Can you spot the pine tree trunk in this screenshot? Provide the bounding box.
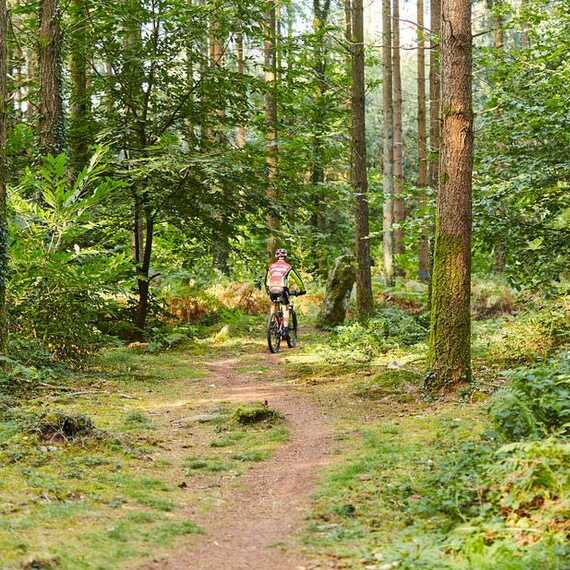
[209,16,230,275]
[236,32,246,148]
[265,0,279,258]
[38,0,64,155]
[70,0,91,173]
[429,0,441,192]
[427,0,473,390]
[0,0,8,353]
[311,0,331,277]
[392,0,405,258]
[417,0,429,281]
[351,0,373,317]
[382,0,394,286]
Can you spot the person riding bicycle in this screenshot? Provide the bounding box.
[265,249,306,339]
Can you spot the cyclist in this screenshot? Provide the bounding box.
[265,249,306,339]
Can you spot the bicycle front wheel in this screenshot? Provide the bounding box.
[267,314,282,353]
[287,310,298,348]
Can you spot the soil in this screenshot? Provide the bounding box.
[140,351,334,570]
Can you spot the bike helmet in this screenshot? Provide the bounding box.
[275,248,288,259]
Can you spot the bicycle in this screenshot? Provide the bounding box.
[267,291,303,354]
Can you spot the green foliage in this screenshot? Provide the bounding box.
[487,297,570,364]
[329,306,427,362]
[490,354,570,441]
[8,151,130,363]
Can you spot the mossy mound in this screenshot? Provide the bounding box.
[353,369,421,400]
[29,410,98,442]
[232,402,283,426]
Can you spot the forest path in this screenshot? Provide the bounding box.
[141,344,334,570]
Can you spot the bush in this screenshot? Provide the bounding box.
[329,306,427,362]
[490,354,570,441]
[472,278,516,319]
[488,297,569,364]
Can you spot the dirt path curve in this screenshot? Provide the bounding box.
[143,351,333,570]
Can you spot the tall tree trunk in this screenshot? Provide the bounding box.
[185,0,196,149]
[427,0,473,390]
[392,0,405,258]
[492,1,506,273]
[134,208,154,331]
[351,0,373,317]
[209,13,230,275]
[382,0,394,286]
[428,0,441,192]
[265,0,279,258]
[0,0,8,353]
[25,47,35,124]
[311,0,331,276]
[38,0,64,155]
[69,0,91,173]
[427,0,441,306]
[236,32,246,148]
[417,0,429,281]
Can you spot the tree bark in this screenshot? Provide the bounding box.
[0,0,8,353]
[351,0,373,317]
[265,0,279,258]
[311,0,331,276]
[69,0,91,173]
[429,0,441,192]
[427,0,473,390]
[236,32,246,148]
[38,0,64,155]
[417,0,429,281]
[382,0,394,286]
[392,0,405,258]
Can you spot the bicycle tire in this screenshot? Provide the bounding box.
[287,310,298,348]
[267,313,281,353]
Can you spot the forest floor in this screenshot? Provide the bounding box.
[1,292,567,569]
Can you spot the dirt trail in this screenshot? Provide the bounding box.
[142,352,333,570]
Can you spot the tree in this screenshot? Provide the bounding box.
[382,0,394,286]
[69,0,91,173]
[392,0,404,257]
[427,0,474,389]
[0,0,8,353]
[350,0,373,316]
[429,0,441,193]
[38,0,64,155]
[417,0,429,281]
[265,0,278,257]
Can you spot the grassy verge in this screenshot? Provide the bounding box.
[0,320,287,569]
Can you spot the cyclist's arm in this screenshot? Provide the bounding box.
[288,269,306,295]
[263,269,270,292]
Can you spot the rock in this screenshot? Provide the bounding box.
[317,254,356,329]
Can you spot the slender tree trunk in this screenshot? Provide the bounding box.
[520,0,529,48]
[429,0,441,192]
[351,0,373,317]
[492,2,506,273]
[70,0,91,173]
[0,0,8,353]
[427,0,473,390]
[134,209,154,331]
[185,0,196,149]
[265,0,279,258]
[417,0,429,281]
[209,15,230,275]
[311,0,331,276]
[25,47,35,124]
[382,0,394,286]
[38,0,64,155]
[392,0,405,258]
[236,32,246,147]
[426,0,441,306]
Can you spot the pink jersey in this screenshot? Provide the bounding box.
[266,260,292,293]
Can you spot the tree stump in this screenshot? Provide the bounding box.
[317,254,356,328]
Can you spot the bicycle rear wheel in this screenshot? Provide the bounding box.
[287,310,298,348]
[267,313,282,353]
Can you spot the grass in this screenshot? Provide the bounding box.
[0,328,288,569]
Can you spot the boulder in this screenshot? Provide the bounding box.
[317,254,356,328]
